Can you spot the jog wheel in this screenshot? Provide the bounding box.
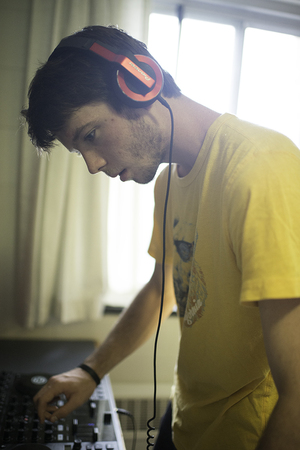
[15,374,49,396]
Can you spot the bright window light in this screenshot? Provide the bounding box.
[176,19,236,113]
[238,28,300,147]
[107,178,156,304]
[148,13,180,78]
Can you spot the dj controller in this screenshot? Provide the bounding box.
[0,370,125,450]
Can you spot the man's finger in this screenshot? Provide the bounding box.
[48,395,86,422]
[34,386,63,423]
[34,387,55,406]
[45,405,58,413]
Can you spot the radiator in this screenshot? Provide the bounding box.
[115,397,169,450]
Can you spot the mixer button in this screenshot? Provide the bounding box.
[89,401,97,418]
[72,418,78,435]
[103,413,112,425]
[93,426,99,441]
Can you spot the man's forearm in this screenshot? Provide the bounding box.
[83,263,175,379]
[34,263,175,423]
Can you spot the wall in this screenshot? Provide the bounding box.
[0,0,179,399]
[0,313,180,398]
[0,0,31,323]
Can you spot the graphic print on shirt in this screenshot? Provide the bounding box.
[173,218,207,327]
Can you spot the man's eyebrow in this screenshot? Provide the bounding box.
[72,121,95,144]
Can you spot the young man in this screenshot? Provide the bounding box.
[22,25,300,450]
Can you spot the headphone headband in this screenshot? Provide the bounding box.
[49,35,164,107]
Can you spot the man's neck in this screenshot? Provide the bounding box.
[161,95,221,177]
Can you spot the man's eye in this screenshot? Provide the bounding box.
[84,130,95,142]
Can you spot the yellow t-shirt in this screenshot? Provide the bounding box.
[148,113,300,450]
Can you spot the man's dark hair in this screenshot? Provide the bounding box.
[21,25,181,152]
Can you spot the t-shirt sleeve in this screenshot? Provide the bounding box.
[226,142,300,305]
[148,168,174,265]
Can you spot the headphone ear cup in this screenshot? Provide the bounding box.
[113,55,164,107]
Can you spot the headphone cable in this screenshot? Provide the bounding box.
[146,96,174,449]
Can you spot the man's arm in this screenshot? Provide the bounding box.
[257,298,300,449]
[34,262,176,423]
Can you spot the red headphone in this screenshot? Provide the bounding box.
[48,36,164,108]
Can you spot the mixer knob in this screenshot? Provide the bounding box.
[17,429,25,441]
[18,420,26,429]
[73,438,82,449]
[22,405,30,414]
[44,429,53,441]
[5,419,12,429]
[33,418,40,427]
[57,399,65,408]
[3,429,11,442]
[32,427,39,441]
[45,421,52,430]
[10,396,17,406]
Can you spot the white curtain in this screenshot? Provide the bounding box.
[0,0,150,328]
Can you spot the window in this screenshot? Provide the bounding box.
[238,27,300,143]
[106,178,156,306]
[106,1,300,307]
[148,3,300,146]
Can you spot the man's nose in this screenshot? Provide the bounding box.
[83,153,106,175]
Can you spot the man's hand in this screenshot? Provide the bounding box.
[33,367,97,423]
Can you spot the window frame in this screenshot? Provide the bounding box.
[150,0,300,115]
[151,0,300,33]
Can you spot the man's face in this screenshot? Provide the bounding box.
[57,101,167,184]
